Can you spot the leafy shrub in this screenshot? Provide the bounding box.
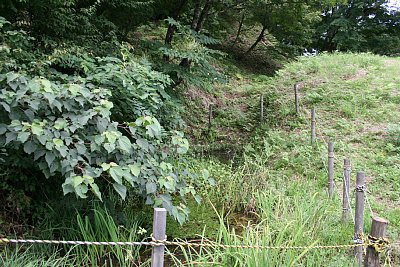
[0,17,210,223]
[141,18,226,90]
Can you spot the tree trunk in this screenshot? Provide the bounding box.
[191,1,202,30]
[243,26,267,56]
[178,0,214,69]
[195,0,214,32]
[231,13,245,47]
[172,0,214,88]
[163,0,189,61]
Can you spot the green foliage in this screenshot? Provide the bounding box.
[388,124,400,149]
[314,0,400,55]
[142,18,226,90]
[0,17,213,223]
[0,247,77,267]
[71,204,142,265]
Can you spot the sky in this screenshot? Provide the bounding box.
[387,0,400,9]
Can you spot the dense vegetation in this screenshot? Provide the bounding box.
[0,0,399,266]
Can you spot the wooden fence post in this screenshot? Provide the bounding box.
[151,208,167,267]
[328,142,334,198]
[311,108,316,144]
[364,217,389,267]
[260,94,264,124]
[354,172,366,265]
[342,158,351,222]
[208,103,213,131]
[294,83,299,114]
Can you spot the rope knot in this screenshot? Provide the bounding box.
[366,235,390,253]
[151,234,167,244]
[355,184,367,192]
[353,233,364,244]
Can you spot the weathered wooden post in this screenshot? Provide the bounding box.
[294,83,299,114]
[260,94,264,124]
[354,172,366,265]
[151,208,167,267]
[342,158,351,222]
[364,217,389,267]
[311,108,316,144]
[208,103,213,131]
[328,142,334,198]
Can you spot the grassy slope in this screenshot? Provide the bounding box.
[261,53,400,230]
[1,53,398,266]
[178,53,400,266]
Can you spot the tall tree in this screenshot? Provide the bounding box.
[314,0,400,55]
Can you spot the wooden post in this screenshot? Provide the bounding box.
[328,142,334,198]
[364,217,389,267]
[311,108,316,144]
[354,172,366,265]
[208,103,213,131]
[151,208,167,267]
[260,94,264,124]
[294,83,299,114]
[342,158,351,222]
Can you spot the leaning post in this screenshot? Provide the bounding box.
[151,208,167,267]
[311,108,316,145]
[260,94,264,124]
[364,217,389,267]
[342,158,351,222]
[328,142,334,198]
[354,172,366,265]
[294,83,299,114]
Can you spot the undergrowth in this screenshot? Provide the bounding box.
[1,53,399,266]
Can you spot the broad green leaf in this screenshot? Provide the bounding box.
[90,183,102,201]
[68,84,81,96]
[101,163,110,171]
[73,176,84,187]
[109,166,123,184]
[0,102,10,112]
[0,123,7,135]
[17,131,30,143]
[45,151,56,167]
[23,141,37,154]
[129,163,141,176]
[54,118,68,130]
[31,123,44,135]
[104,143,115,153]
[6,72,19,83]
[40,79,52,92]
[118,136,131,153]
[53,138,63,147]
[75,184,88,198]
[136,138,149,151]
[113,183,127,200]
[5,132,16,145]
[146,182,157,194]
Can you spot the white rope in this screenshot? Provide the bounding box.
[343,172,355,224]
[364,190,374,217]
[0,238,162,246]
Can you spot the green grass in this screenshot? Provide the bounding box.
[2,52,399,266]
[0,247,77,267]
[180,52,400,265]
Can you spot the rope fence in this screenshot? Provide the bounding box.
[0,95,397,266]
[0,233,394,250]
[0,219,398,267]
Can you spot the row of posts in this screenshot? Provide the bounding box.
[327,142,389,266]
[197,86,387,267]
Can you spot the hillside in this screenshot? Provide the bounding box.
[1,52,399,266]
[172,53,400,266]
